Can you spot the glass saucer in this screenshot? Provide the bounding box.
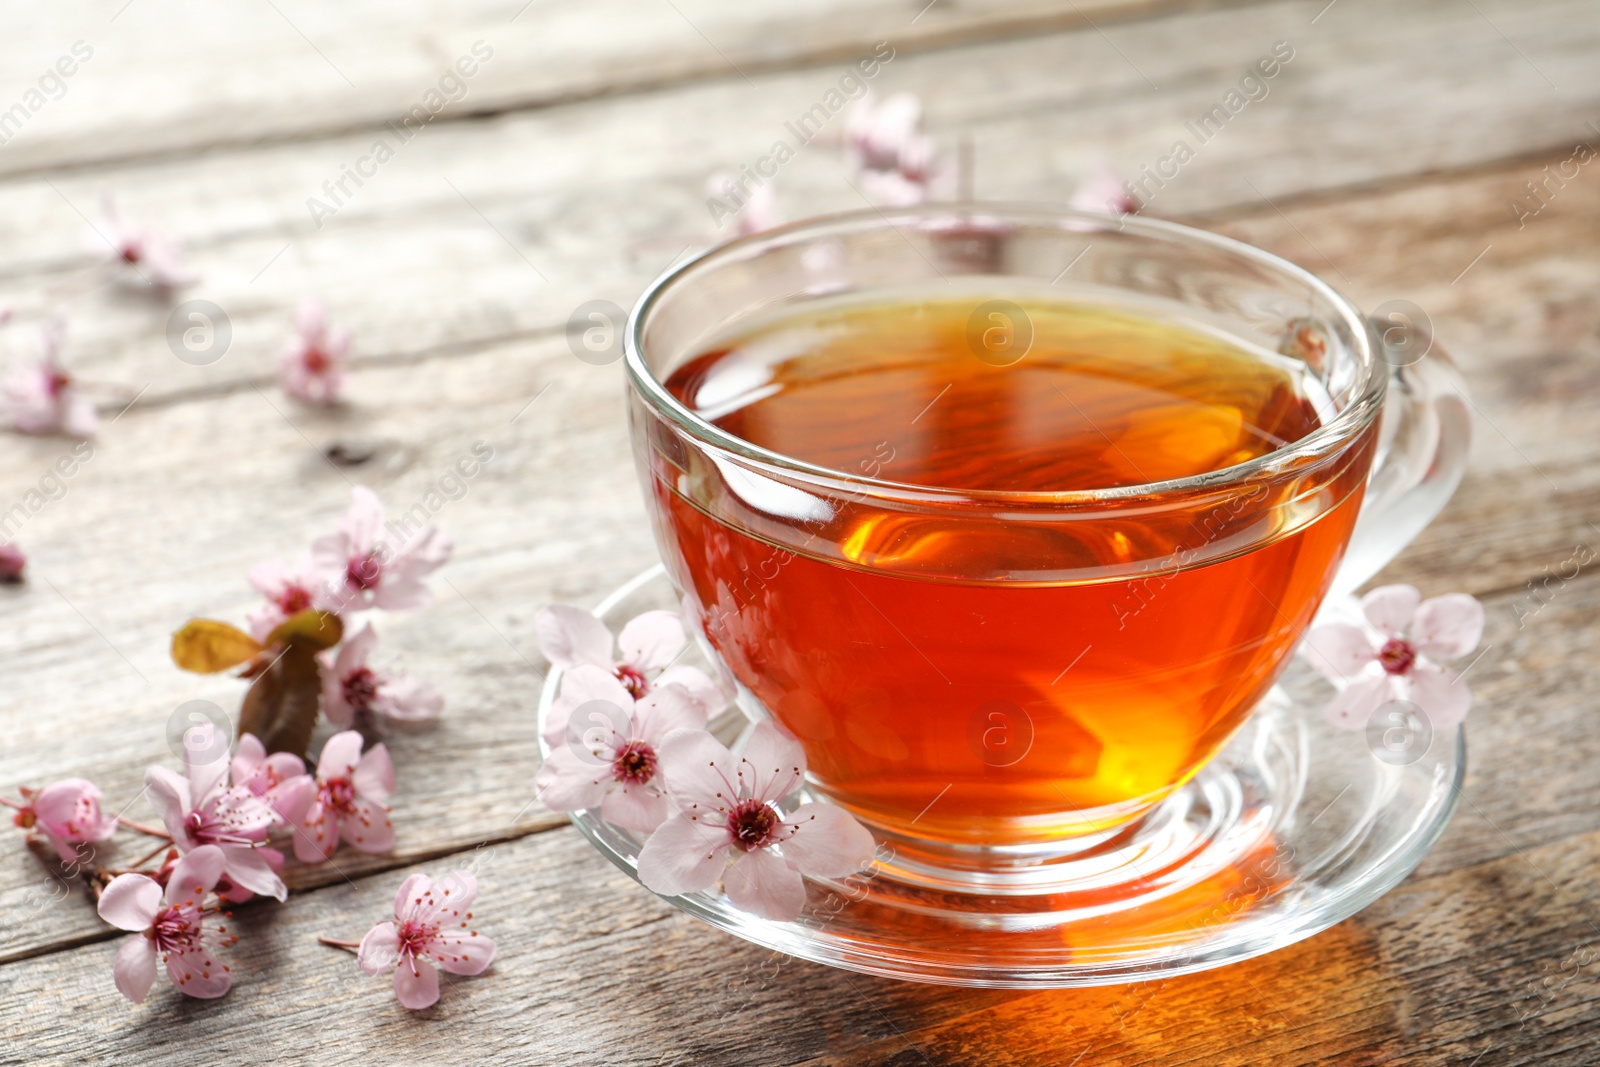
[537,564,1464,988]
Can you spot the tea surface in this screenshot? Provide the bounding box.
[666,298,1324,492]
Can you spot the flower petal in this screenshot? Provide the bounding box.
[166,947,232,999]
[247,559,288,598]
[780,804,877,879]
[97,874,163,931]
[291,800,338,863]
[340,797,395,853]
[633,684,707,743]
[393,872,433,919]
[341,486,386,554]
[535,746,611,813]
[1361,584,1421,638]
[1411,594,1485,660]
[723,847,807,922]
[317,730,366,781]
[182,721,230,804]
[113,935,158,1003]
[428,870,479,917]
[217,845,288,902]
[1300,624,1377,682]
[430,929,496,976]
[544,665,634,750]
[393,956,441,1010]
[1409,661,1471,729]
[144,764,193,845]
[353,743,395,802]
[165,845,228,902]
[637,812,728,897]
[358,921,400,975]
[740,722,806,805]
[600,783,670,833]
[657,728,739,811]
[654,665,725,718]
[617,610,685,672]
[270,773,316,825]
[231,734,267,784]
[375,673,444,721]
[536,604,615,670]
[1323,675,1395,732]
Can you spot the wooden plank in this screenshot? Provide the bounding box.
[1,801,1598,1066]
[0,0,1594,408]
[3,149,1600,959]
[0,0,1251,177]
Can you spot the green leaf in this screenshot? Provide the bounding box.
[267,610,344,652]
[172,619,264,674]
[239,643,324,757]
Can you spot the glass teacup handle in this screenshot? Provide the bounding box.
[1328,315,1473,600]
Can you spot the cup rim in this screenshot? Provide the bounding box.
[624,202,1384,504]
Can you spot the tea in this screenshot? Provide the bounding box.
[651,295,1372,846]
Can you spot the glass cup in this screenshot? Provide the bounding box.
[624,205,1468,881]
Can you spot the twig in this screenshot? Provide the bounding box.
[318,936,361,952]
[117,816,171,838]
[127,840,175,870]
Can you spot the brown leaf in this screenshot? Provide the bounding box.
[172,619,264,673]
[267,610,344,652]
[239,643,324,757]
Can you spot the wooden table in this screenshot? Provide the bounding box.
[2,1,1597,1063]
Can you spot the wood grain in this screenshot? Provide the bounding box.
[2,0,1598,1061]
[0,0,1594,408]
[1,794,1598,1067]
[0,0,1256,177]
[3,126,1600,968]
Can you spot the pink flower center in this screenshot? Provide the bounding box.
[614,664,649,700]
[303,345,330,374]
[1377,638,1416,675]
[46,372,71,398]
[726,799,783,852]
[342,667,379,713]
[395,918,439,960]
[277,584,313,615]
[346,552,383,591]
[121,244,142,265]
[148,905,203,955]
[321,776,357,816]
[611,741,657,786]
[183,806,257,848]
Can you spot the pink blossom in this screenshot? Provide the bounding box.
[2,318,96,438]
[230,734,316,826]
[357,870,495,1009]
[1069,162,1138,217]
[706,173,783,235]
[94,190,197,289]
[537,665,707,832]
[321,623,443,729]
[537,604,722,713]
[1303,584,1485,731]
[8,778,117,863]
[637,723,876,922]
[146,722,293,901]
[245,553,328,639]
[98,845,238,1002]
[846,92,939,206]
[311,486,453,613]
[0,542,23,582]
[292,730,395,862]
[279,300,350,405]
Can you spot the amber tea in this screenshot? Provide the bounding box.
[648,295,1374,847]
